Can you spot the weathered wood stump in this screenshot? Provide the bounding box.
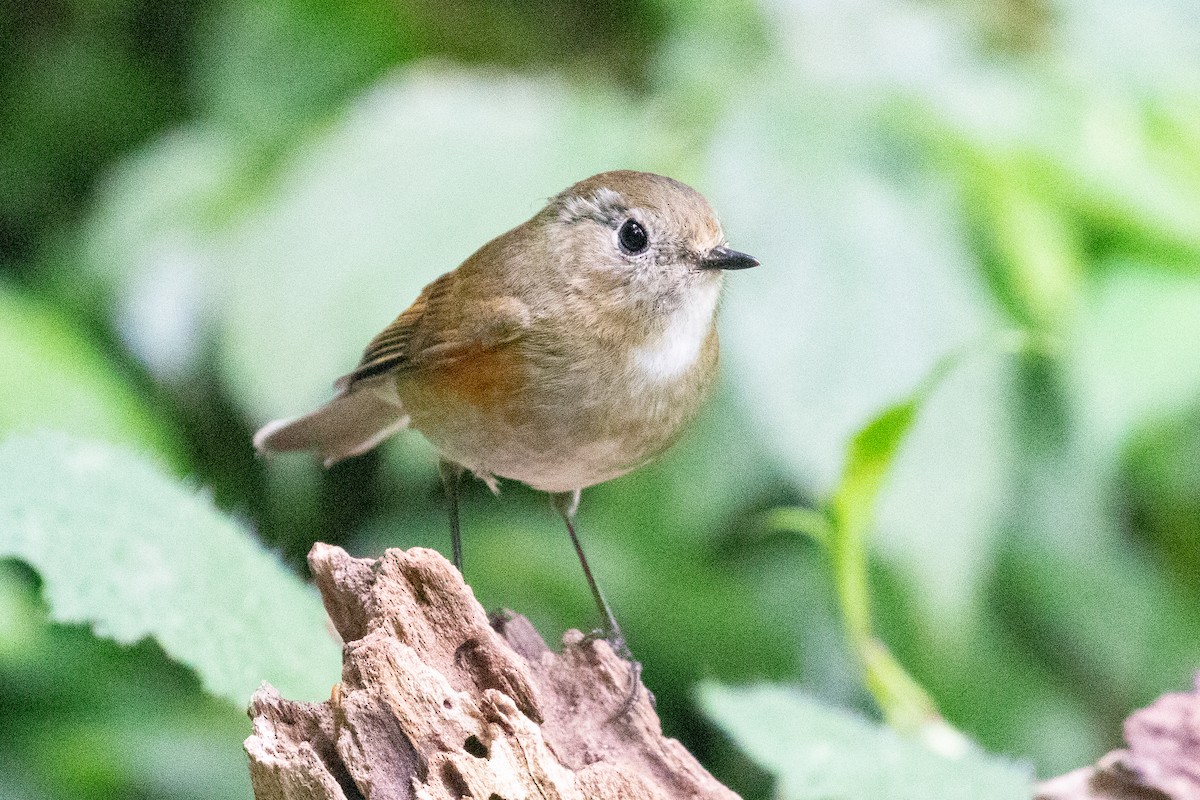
[1037,676,1200,800]
[244,543,740,800]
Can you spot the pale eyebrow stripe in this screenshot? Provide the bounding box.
[557,187,627,226]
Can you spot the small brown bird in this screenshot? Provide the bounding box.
[254,170,757,656]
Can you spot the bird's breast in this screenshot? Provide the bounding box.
[397,291,721,492]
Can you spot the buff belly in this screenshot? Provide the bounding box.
[396,360,706,494]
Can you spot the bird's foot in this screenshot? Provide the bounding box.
[581,628,654,719]
[582,627,632,660]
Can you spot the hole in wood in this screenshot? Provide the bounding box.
[439,762,470,798]
[463,735,489,759]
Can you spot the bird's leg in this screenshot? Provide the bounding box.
[551,490,644,716]
[550,490,626,652]
[439,460,465,573]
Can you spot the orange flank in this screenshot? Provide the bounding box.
[426,343,527,413]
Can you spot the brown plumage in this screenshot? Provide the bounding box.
[254,170,758,667]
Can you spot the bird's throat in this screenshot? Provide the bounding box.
[630,282,720,384]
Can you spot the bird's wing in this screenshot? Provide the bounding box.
[336,269,531,392]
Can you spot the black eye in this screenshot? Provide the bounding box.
[617,219,649,254]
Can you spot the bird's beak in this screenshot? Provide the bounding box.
[700,246,760,271]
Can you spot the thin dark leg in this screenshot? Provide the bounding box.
[439,460,464,573]
[551,490,644,718]
[550,490,625,649]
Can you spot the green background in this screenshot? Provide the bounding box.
[2,0,1199,797]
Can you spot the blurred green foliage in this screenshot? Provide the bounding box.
[701,682,1033,800]
[2,0,1199,797]
[0,433,340,706]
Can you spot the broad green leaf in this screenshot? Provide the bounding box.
[0,432,340,705]
[0,288,182,467]
[700,683,1034,800]
[0,560,254,799]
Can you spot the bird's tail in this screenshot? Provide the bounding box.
[253,386,409,468]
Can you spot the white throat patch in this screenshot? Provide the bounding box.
[632,282,720,383]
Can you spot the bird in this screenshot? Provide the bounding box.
[254,169,758,662]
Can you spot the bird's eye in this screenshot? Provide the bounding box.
[617,219,649,255]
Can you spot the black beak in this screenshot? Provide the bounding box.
[700,246,759,271]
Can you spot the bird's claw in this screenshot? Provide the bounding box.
[579,628,650,719]
[582,627,633,661]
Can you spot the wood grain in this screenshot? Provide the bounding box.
[245,543,741,800]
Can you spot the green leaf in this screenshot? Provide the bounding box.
[0,288,183,467]
[766,507,832,546]
[812,346,1008,736]
[961,158,1086,332]
[823,396,921,671]
[0,432,340,705]
[831,399,919,542]
[700,683,1034,800]
[828,341,1017,601]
